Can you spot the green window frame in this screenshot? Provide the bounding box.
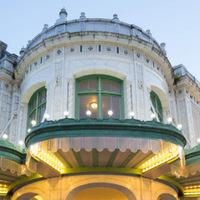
[75,75,124,119]
[150,91,163,122]
[27,87,47,129]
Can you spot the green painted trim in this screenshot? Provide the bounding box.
[93,149,98,167]
[0,140,26,164]
[150,91,163,122]
[158,175,184,196]
[184,144,200,165]
[27,87,46,131]
[7,173,43,195]
[72,150,85,167]
[120,152,137,167]
[62,167,142,175]
[25,118,186,148]
[106,149,119,167]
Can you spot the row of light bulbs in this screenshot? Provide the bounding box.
[2,133,23,146]
[185,185,200,189]
[30,110,182,131]
[184,192,200,195]
[30,147,64,173]
[142,152,179,173]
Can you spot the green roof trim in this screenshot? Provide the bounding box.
[25,118,186,148]
[0,140,26,164]
[184,144,200,165]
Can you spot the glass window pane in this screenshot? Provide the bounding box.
[102,96,111,118]
[79,95,87,118]
[31,98,37,110]
[89,95,97,118]
[39,106,46,123]
[30,112,36,121]
[102,80,110,91]
[89,79,97,91]
[40,91,46,104]
[80,80,88,91]
[111,81,120,93]
[112,96,120,118]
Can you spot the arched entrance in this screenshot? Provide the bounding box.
[16,193,43,200]
[73,187,128,200]
[158,193,176,200]
[66,183,136,200]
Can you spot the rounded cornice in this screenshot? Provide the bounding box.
[16,16,174,84]
[0,140,26,164]
[25,117,186,148]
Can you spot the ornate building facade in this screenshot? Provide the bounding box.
[0,8,200,200]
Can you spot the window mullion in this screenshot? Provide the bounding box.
[36,93,39,124]
[98,77,102,119]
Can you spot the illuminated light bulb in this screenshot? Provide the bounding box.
[64,111,69,117]
[167,117,172,124]
[31,120,36,126]
[44,113,49,120]
[86,110,91,117]
[177,124,182,130]
[2,134,8,140]
[18,140,23,146]
[108,110,113,117]
[130,111,134,118]
[151,113,156,119]
[28,128,31,133]
[91,102,98,109]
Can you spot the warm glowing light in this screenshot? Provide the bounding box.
[2,134,8,139]
[177,124,182,130]
[44,113,49,120]
[31,120,36,126]
[86,110,91,117]
[167,117,172,124]
[151,113,156,119]
[18,140,23,146]
[108,110,113,117]
[64,111,69,117]
[91,102,98,109]
[130,111,134,118]
[30,144,65,173]
[140,143,180,173]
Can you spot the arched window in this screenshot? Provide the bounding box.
[27,87,47,128]
[76,75,124,119]
[150,91,163,122]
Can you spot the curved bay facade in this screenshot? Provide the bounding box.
[0,8,200,200]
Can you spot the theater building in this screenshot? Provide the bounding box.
[0,8,200,200]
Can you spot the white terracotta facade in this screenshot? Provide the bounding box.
[0,8,200,200]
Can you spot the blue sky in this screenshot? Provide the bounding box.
[1,0,200,81]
